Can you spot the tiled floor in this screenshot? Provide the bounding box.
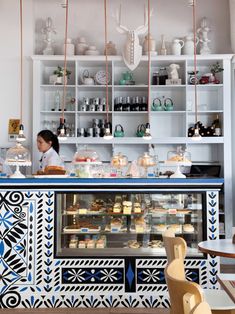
[0,308,169,314]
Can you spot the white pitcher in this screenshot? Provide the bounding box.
[183,34,199,55]
[172,39,184,55]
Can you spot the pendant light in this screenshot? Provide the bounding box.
[58,0,69,141]
[190,0,201,141]
[16,0,26,142]
[103,0,113,140]
[143,0,152,141]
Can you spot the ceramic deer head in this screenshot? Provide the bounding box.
[114,5,153,71]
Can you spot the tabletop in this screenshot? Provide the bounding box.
[198,239,235,258]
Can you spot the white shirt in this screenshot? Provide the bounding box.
[39,147,64,171]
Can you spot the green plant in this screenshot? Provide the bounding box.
[53,66,71,78]
[210,62,224,75]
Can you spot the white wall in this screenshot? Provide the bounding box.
[0,0,231,150]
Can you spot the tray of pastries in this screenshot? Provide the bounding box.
[64,222,101,233]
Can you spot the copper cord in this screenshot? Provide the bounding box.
[62,0,69,123]
[192,0,198,125]
[104,0,109,123]
[20,0,23,125]
[147,0,151,125]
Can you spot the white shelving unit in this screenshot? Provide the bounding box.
[32,54,232,236]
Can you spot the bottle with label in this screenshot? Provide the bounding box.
[213,115,221,136]
[57,117,67,135]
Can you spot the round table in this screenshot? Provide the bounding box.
[198,239,235,258]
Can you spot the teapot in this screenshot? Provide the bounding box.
[164,98,174,111]
[81,69,94,85]
[183,34,199,55]
[171,39,184,56]
[136,124,146,137]
[114,124,124,137]
[152,98,163,111]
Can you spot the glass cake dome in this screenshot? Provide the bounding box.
[5,143,31,178]
[73,147,100,163]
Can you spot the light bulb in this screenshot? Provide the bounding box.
[192,127,202,141]
[16,124,26,142]
[143,123,152,140]
[103,128,113,140]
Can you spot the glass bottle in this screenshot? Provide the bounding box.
[57,117,67,135]
[159,67,168,85]
[152,72,160,85]
[213,115,221,136]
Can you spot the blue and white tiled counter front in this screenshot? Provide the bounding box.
[0,178,223,309]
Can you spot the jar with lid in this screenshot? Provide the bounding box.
[159,67,168,85]
[152,72,160,85]
[114,97,123,111]
[140,96,148,111]
[111,152,128,177]
[122,97,130,111]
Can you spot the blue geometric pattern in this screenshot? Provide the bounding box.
[0,189,221,309]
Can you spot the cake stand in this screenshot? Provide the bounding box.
[6,161,32,178]
[164,161,192,178]
[74,161,102,178]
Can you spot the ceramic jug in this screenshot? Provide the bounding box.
[183,34,199,55]
[81,70,95,85]
[172,39,184,56]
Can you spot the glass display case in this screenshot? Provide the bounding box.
[55,190,205,257]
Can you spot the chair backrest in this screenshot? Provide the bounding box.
[165,259,204,314]
[163,230,187,263]
[190,301,212,314]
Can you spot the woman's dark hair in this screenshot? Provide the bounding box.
[37,130,59,154]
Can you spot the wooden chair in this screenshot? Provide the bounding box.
[190,301,212,314]
[163,231,235,314]
[165,258,204,314]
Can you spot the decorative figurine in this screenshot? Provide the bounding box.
[168,64,180,80]
[42,17,56,55]
[143,34,157,56]
[114,4,153,71]
[160,34,167,55]
[197,17,211,55]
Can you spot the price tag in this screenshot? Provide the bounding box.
[136,226,144,233]
[123,207,131,215]
[79,208,87,214]
[81,228,88,233]
[111,227,119,233]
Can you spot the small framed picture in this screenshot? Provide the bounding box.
[8,119,20,134]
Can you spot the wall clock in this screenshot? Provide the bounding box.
[94,70,111,85]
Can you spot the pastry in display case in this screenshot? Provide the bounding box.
[111,152,128,177]
[56,191,204,257]
[137,152,157,177]
[164,146,192,178]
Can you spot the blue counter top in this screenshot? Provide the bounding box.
[0,177,224,187]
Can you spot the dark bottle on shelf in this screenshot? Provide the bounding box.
[206,126,215,137]
[213,115,222,136]
[57,117,67,135]
[152,72,160,85]
[188,127,194,137]
[159,67,168,85]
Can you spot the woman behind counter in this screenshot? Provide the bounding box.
[37,130,64,172]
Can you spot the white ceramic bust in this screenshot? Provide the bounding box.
[197,17,211,54]
[42,17,57,55]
